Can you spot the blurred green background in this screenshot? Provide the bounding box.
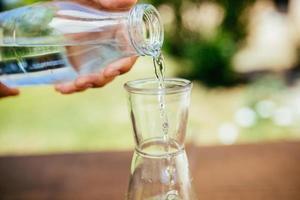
[1,0,300,155]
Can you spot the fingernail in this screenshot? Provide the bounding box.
[111,70,121,76]
[105,70,120,78]
[55,86,62,92]
[77,79,88,86]
[84,84,93,88]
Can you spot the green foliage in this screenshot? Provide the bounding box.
[181,31,237,87]
[14,6,54,36]
[2,5,54,39]
[218,0,255,40]
[1,0,45,10]
[147,0,256,87]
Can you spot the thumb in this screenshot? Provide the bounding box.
[0,83,19,98]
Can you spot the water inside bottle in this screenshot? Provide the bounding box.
[0,46,71,86]
[0,1,132,87]
[0,43,123,87]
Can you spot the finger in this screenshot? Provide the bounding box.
[55,82,87,94]
[92,0,137,10]
[75,73,106,88]
[55,56,137,94]
[55,70,117,94]
[104,56,137,77]
[99,76,116,87]
[0,83,19,98]
[90,76,115,88]
[118,56,137,74]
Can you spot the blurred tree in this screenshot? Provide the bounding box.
[0,1,3,12]
[144,0,256,87]
[1,0,45,10]
[274,0,289,13]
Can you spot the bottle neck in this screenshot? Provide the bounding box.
[128,4,164,57]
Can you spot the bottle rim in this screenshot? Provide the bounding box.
[128,4,164,57]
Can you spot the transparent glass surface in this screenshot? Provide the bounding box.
[125,78,198,200]
[0,2,163,87]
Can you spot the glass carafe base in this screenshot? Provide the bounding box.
[127,139,197,200]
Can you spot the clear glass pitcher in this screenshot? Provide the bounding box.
[0,1,163,87]
[124,78,198,200]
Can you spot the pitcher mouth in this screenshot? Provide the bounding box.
[124,78,192,95]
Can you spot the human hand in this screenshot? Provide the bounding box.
[0,83,19,98]
[55,0,137,94]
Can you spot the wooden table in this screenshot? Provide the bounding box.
[0,141,299,200]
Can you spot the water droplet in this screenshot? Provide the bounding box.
[165,190,179,200]
[163,122,169,129]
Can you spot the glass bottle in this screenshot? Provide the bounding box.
[124,78,198,200]
[0,1,163,87]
